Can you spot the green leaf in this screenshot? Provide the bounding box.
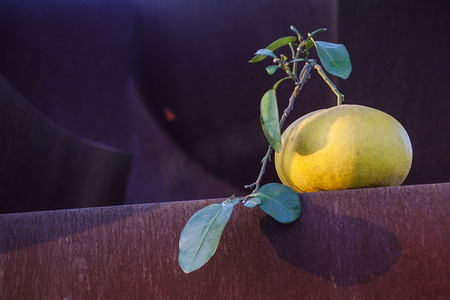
[290,25,300,37]
[265,65,279,75]
[273,77,290,91]
[254,49,277,60]
[288,58,305,64]
[313,40,352,79]
[243,197,261,208]
[249,36,297,63]
[303,39,315,50]
[260,89,282,152]
[178,201,235,273]
[253,183,301,224]
[308,28,327,39]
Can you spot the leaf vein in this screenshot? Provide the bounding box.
[188,205,223,270]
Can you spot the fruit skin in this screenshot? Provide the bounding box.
[274,104,413,193]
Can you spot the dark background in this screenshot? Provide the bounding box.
[0,0,448,213]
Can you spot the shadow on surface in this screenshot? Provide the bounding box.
[0,204,157,254]
[260,195,402,286]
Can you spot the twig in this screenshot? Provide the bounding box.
[244,62,313,194]
[312,63,344,105]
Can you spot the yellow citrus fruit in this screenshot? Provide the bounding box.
[274,104,413,192]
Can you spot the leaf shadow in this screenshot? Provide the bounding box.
[0,204,155,254]
[260,195,402,286]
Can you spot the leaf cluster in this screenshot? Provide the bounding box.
[255,26,351,153]
[179,184,300,273]
[178,26,352,274]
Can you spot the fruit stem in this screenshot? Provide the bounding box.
[312,63,344,105]
[245,62,313,194]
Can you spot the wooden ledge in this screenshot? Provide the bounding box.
[1,183,449,299]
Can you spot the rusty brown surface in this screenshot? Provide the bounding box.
[1,183,449,299]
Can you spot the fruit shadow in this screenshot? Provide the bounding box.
[259,194,402,286]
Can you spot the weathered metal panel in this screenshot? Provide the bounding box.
[1,183,449,299]
[0,74,131,214]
